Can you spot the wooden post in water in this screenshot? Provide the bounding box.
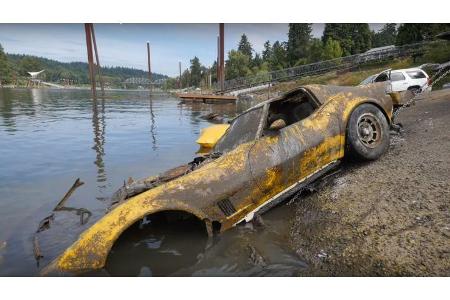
[219,23,225,93]
[147,42,152,92]
[84,23,96,98]
[90,24,105,97]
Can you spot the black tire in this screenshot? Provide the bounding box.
[408,86,421,95]
[346,103,390,161]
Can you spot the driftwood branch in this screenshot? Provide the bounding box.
[54,178,84,211]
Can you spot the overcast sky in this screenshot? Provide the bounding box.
[0,24,385,77]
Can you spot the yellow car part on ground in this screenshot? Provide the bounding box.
[196,124,230,149]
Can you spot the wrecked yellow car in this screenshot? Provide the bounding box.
[41,83,393,275]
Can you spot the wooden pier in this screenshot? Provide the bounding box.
[176,93,237,103]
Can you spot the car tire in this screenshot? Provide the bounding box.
[408,86,421,94]
[346,103,390,161]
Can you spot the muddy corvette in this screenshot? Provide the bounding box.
[41,83,396,275]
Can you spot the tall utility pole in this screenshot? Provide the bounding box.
[178,61,182,89]
[216,36,220,84]
[85,24,96,98]
[219,23,225,92]
[84,23,104,99]
[147,42,152,92]
[90,24,104,97]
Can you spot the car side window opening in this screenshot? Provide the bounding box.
[264,91,318,135]
[214,106,264,153]
[374,72,389,82]
[406,70,426,79]
[390,72,406,81]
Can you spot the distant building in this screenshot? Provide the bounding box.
[27,70,45,87]
[27,70,45,79]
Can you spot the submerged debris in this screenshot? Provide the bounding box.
[248,245,267,267]
[201,112,224,123]
[37,214,54,233]
[110,153,222,208]
[54,178,84,210]
[33,235,43,266]
[34,178,92,265]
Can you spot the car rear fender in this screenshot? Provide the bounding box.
[341,99,392,148]
[317,95,391,156]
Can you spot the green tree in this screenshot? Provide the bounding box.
[307,38,324,63]
[237,34,253,59]
[225,50,252,79]
[252,53,263,69]
[323,23,372,55]
[262,40,272,62]
[373,23,397,47]
[210,60,218,83]
[396,23,450,45]
[18,56,43,75]
[351,23,372,53]
[0,43,12,84]
[189,56,202,87]
[287,23,312,66]
[322,38,343,60]
[322,24,352,55]
[269,41,288,70]
[162,77,177,90]
[180,69,190,88]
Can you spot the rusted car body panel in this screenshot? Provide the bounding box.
[42,83,393,275]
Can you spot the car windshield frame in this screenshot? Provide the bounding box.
[213,105,266,153]
[359,75,375,85]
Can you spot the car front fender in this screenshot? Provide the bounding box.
[40,186,207,275]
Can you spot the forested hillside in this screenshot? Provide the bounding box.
[0,50,167,86]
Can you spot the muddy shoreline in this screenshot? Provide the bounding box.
[289,91,450,276]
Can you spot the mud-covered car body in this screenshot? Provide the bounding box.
[42,83,393,274]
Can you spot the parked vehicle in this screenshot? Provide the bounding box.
[359,68,432,94]
[41,83,395,275]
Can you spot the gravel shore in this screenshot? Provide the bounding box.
[290,91,450,276]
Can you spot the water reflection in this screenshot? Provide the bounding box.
[149,94,157,150]
[0,89,17,132]
[91,95,107,188]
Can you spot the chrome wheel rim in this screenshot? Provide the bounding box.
[357,113,382,148]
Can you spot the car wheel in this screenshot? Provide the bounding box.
[408,86,421,95]
[346,103,390,161]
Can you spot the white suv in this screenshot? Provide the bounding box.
[360,68,432,93]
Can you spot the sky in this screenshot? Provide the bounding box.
[0,24,385,77]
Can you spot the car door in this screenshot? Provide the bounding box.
[278,101,341,181]
[390,71,408,92]
[242,95,340,219]
[373,69,391,83]
[406,70,428,88]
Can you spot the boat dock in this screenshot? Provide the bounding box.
[176,93,237,103]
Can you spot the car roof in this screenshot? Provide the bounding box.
[391,68,425,73]
[241,83,387,115]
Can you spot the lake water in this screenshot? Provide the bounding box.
[0,88,307,276]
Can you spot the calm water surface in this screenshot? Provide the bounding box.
[0,88,306,276]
